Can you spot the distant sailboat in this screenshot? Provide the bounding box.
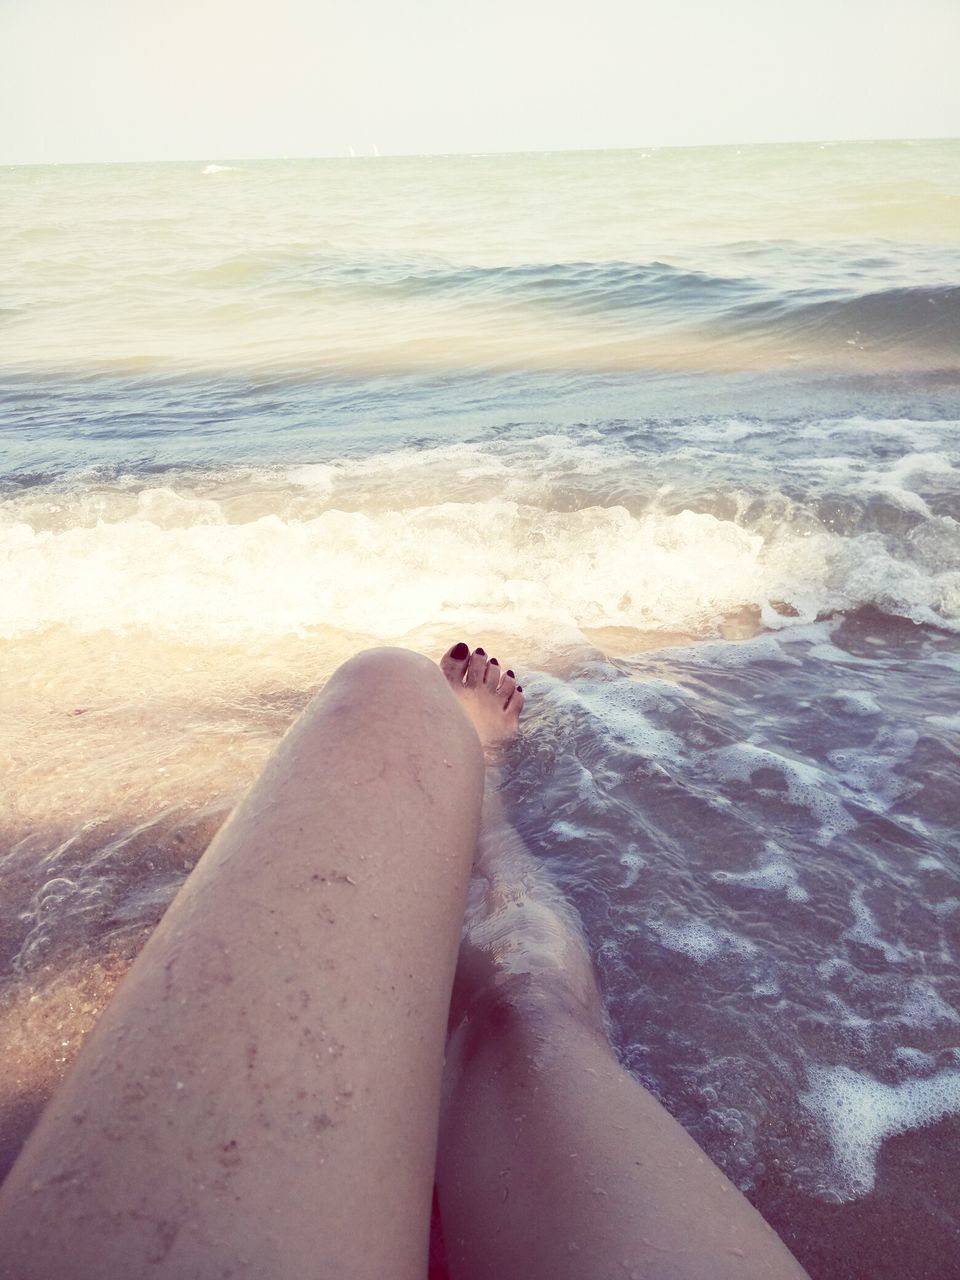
[348,145,356,158]
[372,143,380,157]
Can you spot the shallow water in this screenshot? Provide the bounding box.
[2,140,960,1277]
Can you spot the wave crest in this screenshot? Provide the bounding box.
[4,483,957,643]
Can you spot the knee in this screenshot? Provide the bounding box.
[322,647,466,731]
[447,973,609,1083]
[330,646,443,695]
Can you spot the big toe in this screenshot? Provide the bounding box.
[440,641,471,687]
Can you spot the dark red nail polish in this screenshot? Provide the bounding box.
[516,685,523,693]
[476,647,485,656]
[451,642,468,660]
[506,669,515,678]
[490,657,499,665]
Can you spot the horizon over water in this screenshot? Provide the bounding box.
[1,138,959,1278]
[7,131,959,166]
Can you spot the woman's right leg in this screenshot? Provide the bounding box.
[0,646,487,1280]
[437,657,810,1280]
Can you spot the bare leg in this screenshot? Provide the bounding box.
[436,649,810,1280]
[0,647,485,1280]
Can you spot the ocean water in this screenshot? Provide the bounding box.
[2,140,959,1277]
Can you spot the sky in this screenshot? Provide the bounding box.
[2,0,959,164]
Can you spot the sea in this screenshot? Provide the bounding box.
[1,140,959,1278]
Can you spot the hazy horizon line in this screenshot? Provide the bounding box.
[4,134,958,170]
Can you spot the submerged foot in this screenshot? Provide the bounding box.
[439,641,605,1033]
[440,642,524,751]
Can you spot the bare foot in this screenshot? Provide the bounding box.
[438,642,605,1031]
[440,642,524,751]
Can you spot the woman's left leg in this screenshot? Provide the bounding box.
[0,646,484,1280]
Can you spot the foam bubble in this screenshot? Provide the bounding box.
[708,743,856,843]
[548,820,587,844]
[893,1047,936,1071]
[618,846,645,887]
[802,1064,960,1197]
[553,677,685,760]
[842,889,912,964]
[669,631,807,669]
[713,853,809,903]
[285,463,337,492]
[830,688,882,717]
[826,726,918,813]
[648,917,759,964]
[817,957,851,982]
[851,450,958,521]
[899,983,960,1027]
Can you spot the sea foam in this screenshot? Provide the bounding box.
[802,1065,960,1198]
[3,455,959,644]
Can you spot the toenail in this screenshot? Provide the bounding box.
[451,642,469,659]
[506,669,515,678]
[516,685,522,693]
[476,647,485,656]
[490,657,499,665]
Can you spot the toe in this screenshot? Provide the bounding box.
[465,647,487,689]
[440,641,470,687]
[483,656,501,690]
[508,685,525,719]
[497,669,517,707]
